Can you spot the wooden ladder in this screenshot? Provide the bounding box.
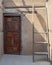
[32,1,50,62]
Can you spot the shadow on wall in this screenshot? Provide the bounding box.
[4,0,49,55]
[35,11,46,32]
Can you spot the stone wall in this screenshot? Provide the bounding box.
[0,0,3,57]
[2,0,52,61]
[46,0,52,61]
[4,0,46,7]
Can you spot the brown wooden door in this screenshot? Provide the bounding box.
[4,16,21,55]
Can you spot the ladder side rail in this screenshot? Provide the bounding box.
[46,6,50,61]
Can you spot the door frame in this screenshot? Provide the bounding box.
[3,13,22,54]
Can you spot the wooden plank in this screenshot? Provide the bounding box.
[34,52,48,55]
[34,42,48,44]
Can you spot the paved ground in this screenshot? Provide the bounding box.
[0,54,51,65]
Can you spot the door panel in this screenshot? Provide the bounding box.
[4,16,21,55]
[5,22,20,31]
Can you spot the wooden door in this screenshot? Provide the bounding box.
[4,16,21,55]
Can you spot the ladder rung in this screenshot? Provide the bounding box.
[34,52,48,55]
[34,32,48,34]
[34,42,48,44]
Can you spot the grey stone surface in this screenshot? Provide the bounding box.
[0,55,51,65]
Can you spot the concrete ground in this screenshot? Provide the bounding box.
[0,54,51,65]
